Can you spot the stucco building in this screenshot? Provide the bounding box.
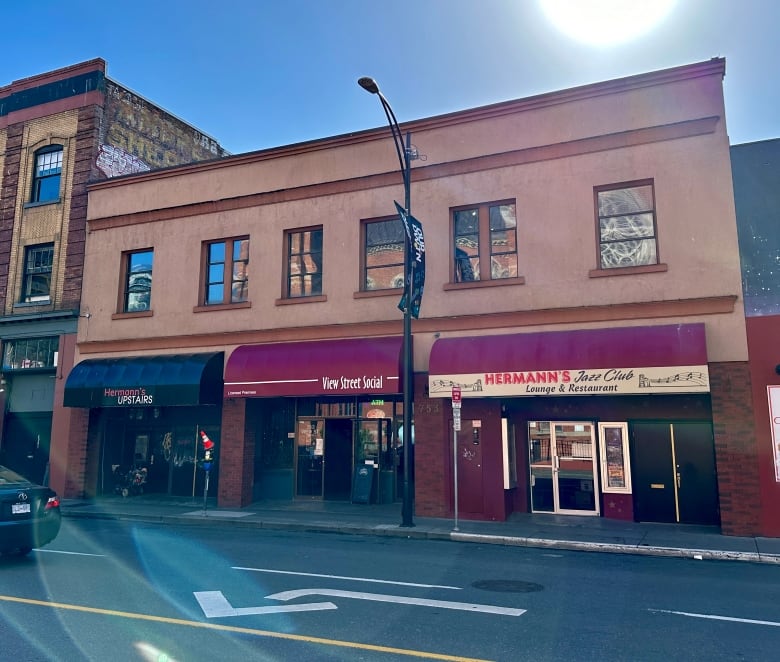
[0,59,227,491]
[62,58,757,535]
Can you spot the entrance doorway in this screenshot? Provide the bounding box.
[529,421,599,515]
[2,412,52,485]
[631,422,719,525]
[294,416,396,502]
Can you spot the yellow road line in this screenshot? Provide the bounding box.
[0,594,492,662]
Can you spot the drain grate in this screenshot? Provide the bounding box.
[471,580,544,593]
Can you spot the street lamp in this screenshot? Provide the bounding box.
[359,76,416,527]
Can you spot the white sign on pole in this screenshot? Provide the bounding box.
[769,386,780,482]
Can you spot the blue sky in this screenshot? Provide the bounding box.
[4,0,779,154]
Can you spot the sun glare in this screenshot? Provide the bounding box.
[539,0,677,46]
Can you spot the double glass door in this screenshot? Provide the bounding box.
[529,421,599,515]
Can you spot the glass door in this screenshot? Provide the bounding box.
[529,422,554,512]
[529,421,599,515]
[355,418,395,503]
[296,418,324,497]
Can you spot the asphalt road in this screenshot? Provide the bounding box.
[1,518,779,661]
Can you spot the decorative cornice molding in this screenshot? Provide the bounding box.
[76,295,737,356]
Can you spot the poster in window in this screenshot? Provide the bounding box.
[604,428,626,488]
[599,422,631,493]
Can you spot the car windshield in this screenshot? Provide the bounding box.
[0,465,32,485]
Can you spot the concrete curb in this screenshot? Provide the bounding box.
[61,509,780,565]
[450,532,780,564]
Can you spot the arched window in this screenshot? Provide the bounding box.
[31,145,63,203]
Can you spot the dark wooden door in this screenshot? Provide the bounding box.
[456,419,484,514]
[631,422,677,523]
[630,421,719,525]
[674,423,719,525]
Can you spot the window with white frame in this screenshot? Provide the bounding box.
[598,422,632,493]
[21,244,54,303]
[31,145,63,203]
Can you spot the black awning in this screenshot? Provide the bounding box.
[63,352,224,408]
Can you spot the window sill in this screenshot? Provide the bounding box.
[443,276,526,291]
[275,294,327,305]
[193,301,252,313]
[13,300,52,309]
[353,288,403,299]
[588,263,668,278]
[112,310,154,320]
[24,198,62,209]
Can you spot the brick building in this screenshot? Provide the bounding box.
[731,138,780,536]
[0,59,227,492]
[63,58,758,535]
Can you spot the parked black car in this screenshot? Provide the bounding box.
[0,464,61,556]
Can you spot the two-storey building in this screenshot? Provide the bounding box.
[63,58,755,535]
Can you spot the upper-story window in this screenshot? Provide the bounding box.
[363,217,404,291]
[21,243,54,303]
[122,249,153,312]
[596,182,658,269]
[203,237,249,305]
[31,145,63,203]
[286,228,322,298]
[453,201,518,282]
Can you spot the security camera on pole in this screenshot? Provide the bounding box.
[200,430,216,514]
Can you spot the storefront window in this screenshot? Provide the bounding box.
[2,336,58,370]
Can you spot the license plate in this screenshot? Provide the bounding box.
[12,502,31,514]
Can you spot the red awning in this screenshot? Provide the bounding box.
[224,336,403,398]
[429,324,707,376]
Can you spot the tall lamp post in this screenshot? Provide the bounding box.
[358,76,417,527]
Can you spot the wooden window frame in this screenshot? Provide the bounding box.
[198,236,250,308]
[284,226,323,299]
[116,248,153,315]
[449,199,522,287]
[360,215,405,294]
[590,179,667,277]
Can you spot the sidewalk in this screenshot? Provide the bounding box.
[60,496,780,565]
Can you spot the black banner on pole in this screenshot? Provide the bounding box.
[395,201,425,319]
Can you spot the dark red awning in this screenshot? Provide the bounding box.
[224,336,403,398]
[429,324,707,376]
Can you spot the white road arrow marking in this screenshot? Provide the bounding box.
[194,591,337,618]
[266,588,526,616]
